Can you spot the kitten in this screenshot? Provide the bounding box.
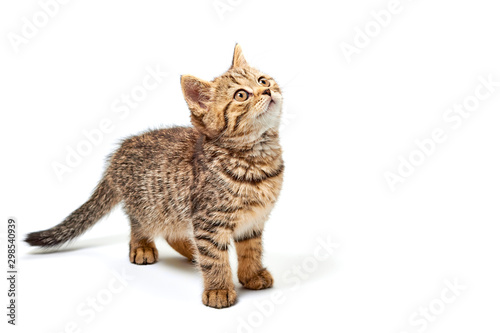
[26,44,284,309]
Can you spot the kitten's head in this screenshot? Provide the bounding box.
[181,44,282,141]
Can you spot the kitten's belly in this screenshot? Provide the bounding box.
[161,217,194,240]
[232,203,273,240]
[229,177,283,239]
[155,170,282,240]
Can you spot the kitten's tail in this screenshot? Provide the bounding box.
[25,174,120,248]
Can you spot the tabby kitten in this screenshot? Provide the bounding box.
[26,44,284,309]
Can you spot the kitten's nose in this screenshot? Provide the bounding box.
[262,89,271,96]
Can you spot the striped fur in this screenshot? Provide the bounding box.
[26,44,284,309]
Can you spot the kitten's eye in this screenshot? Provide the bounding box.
[234,89,249,102]
[258,77,270,87]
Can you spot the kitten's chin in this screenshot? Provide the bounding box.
[257,100,274,118]
[256,101,282,133]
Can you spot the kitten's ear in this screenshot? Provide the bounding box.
[180,75,212,116]
[181,75,221,137]
[231,43,248,68]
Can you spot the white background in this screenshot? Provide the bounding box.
[1,0,500,332]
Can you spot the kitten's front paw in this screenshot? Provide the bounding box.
[202,289,237,309]
[239,269,274,290]
[129,246,158,265]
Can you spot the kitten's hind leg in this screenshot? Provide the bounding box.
[166,237,196,262]
[128,216,158,265]
[129,235,158,264]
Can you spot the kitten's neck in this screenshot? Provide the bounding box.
[208,129,281,156]
[197,128,283,184]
